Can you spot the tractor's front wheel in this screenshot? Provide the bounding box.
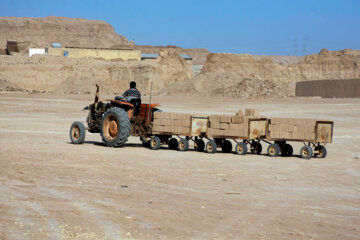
[70,121,86,144]
[100,107,130,147]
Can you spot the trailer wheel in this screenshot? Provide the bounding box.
[235,142,247,155]
[149,136,161,150]
[178,138,189,151]
[206,140,217,154]
[285,144,293,156]
[221,140,232,153]
[315,146,327,158]
[194,139,205,152]
[70,121,86,144]
[168,138,178,150]
[281,144,293,157]
[300,146,313,159]
[140,137,150,148]
[251,142,262,155]
[267,143,280,157]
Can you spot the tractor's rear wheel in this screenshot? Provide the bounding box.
[101,107,130,147]
[70,121,86,144]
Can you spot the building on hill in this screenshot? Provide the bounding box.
[47,47,141,61]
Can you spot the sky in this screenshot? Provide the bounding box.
[1,0,360,55]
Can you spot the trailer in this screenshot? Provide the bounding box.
[147,112,209,151]
[204,115,268,155]
[264,118,334,159]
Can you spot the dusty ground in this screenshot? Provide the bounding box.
[0,93,359,240]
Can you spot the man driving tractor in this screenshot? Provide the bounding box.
[115,81,141,115]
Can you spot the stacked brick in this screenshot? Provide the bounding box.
[206,109,261,138]
[152,112,191,135]
[268,118,317,141]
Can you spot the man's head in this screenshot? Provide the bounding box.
[130,81,136,89]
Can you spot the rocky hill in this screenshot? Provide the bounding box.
[0,16,133,52]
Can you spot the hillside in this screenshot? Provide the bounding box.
[0,16,132,52]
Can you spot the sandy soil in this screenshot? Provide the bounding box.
[0,93,359,240]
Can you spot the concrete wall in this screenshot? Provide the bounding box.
[295,79,360,98]
[48,47,141,61]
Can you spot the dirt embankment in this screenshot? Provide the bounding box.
[161,49,360,98]
[0,16,133,52]
[0,50,193,95]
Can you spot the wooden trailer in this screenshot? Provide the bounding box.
[264,118,334,159]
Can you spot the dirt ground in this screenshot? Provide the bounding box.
[0,93,359,240]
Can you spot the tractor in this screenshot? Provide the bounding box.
[69,85,160,147]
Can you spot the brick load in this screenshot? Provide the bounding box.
[152,112,191,135]
[206,109,263,138]
[245,108,259,116]
[268,118,318,141]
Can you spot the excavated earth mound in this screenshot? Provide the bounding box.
[0,50,193,95]
[160,72,294,98]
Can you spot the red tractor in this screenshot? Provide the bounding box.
[69,85,160,147]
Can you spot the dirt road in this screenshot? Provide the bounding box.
[0,93,359,239]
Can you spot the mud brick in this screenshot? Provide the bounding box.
[230,123,240,130]
[220,115,232,123]
[231,116,244,124]
[173,119,182,126]
[280,124,290,132]
[278,131,291,139]
[220,123,230,130]
[210,121,220,129]
[208,115,220,122]
[183,119,191,127]
[206,128,214,136]
[304,132,316,141]
[153,111,164,119]
[269,124,280,132]
[236,110,243,116]
[245,108,259,116]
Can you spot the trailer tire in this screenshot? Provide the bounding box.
[140,137,151,148]
[150,136,161,150]
[70,121,86,144]
[178,138,189,151]
[315,146,327,158]
[281,144,293,157]
[300,146,313,159]
[194,139,205,152]
[101,107,130,147]
[267,143,280,157]
[286,144,293,156]
[221,140,232,153]
[168,138,178,150]
[251,142,262,155]
[235,142,247,155]
[206,140,217,154]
